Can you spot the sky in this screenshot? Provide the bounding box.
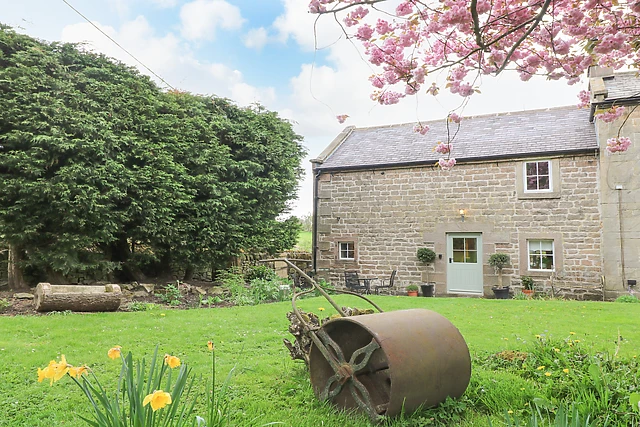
[1,0,585,217]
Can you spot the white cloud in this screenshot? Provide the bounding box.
[179,0,244,41]
[60,16,182,77]
[148,0,178,8]
[59,17,275,109]
[273,0,343,51]
[243,27,268,50]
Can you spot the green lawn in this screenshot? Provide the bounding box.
[1,296,639,426]
[295,231,312,252]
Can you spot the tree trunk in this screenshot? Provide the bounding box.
[8,244,28,290]
[109,237,148,283]
[183,264,194,281]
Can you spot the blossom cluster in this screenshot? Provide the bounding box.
[413,123,430,135]
[438,158,457,170]
[595,106,626,123]
[606,136,632,153]
[435,142,451,155]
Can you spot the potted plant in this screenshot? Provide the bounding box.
[406,284,419,297]
[416,248,436,297]
[521,275,535,298]
[488,253,510,299]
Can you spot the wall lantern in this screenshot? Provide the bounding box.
[459,209,465,221]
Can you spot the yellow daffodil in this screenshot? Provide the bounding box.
[507,410,513,414]
[553,348,560,352]
[537,366,545,370]
[53,354,70,382]
[574,339,580,343]
[563,368,569,373]
[535,334,542,339]
[164,354,180,369]
[108,346,122,360]
[503,338,508,341]
[569,332,576,335]
[318,307,325,311]
[207,341,214,351]
[143,390,172,411]
[545,372,551,377]
[160,313,166,317]
[69,365,89,378]
[37,357,69,385]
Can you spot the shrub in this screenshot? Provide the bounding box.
[244,265,277,282]
[406,284,419,292]
[615,294,639,303]
[155,282,184,306]
[521,275,535,290]
[249,278,282,304]
[416,248,436,264]
[0,298,10,311]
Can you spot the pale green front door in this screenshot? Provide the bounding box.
[446,233,483,294]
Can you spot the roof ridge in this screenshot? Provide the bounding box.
[350,104,581,131]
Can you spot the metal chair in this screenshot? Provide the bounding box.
[344,270,374,294]
[374,270,397,295]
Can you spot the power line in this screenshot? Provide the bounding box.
[60,0,176,91]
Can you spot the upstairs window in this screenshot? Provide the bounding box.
[339,242,355,260]
[528,240,554,271]
[525,160,551,192]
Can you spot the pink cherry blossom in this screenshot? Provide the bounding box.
[336,114,349,124]
[413,124,430,135]
[435,142,451,154]
[438,158,457,170]
[595,106,626,123]
[310,0,639,155]
[606,137,632,154]
[448,113,462,124]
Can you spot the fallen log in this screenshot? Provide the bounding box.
[35,283,122,312]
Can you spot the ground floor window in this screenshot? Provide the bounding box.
[528,239,554,271]
[339,242,355,260]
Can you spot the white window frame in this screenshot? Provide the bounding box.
[338,242,355,260]
[523,160,552,193]
[527,239,555,271]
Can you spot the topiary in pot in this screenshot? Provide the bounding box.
[416,248,437,283]
[488,253,510,290]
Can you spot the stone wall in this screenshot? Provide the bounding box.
[597,107,640,298]
[315,154,603,298]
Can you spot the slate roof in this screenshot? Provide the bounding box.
[603,72,640,102]
[317,106,597,170]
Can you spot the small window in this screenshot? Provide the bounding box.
[528,240,554,271]
[524,161,551,192]
[339,242,355,260]
[452,237,478,263]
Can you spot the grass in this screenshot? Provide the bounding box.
[295,231,312,252]
[2,296,640,426]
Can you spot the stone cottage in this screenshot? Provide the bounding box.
[310,68,640,300]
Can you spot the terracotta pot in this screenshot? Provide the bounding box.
[522,289,534,298]
[407,290,419,297]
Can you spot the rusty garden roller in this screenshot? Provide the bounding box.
[261,259,471,422]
